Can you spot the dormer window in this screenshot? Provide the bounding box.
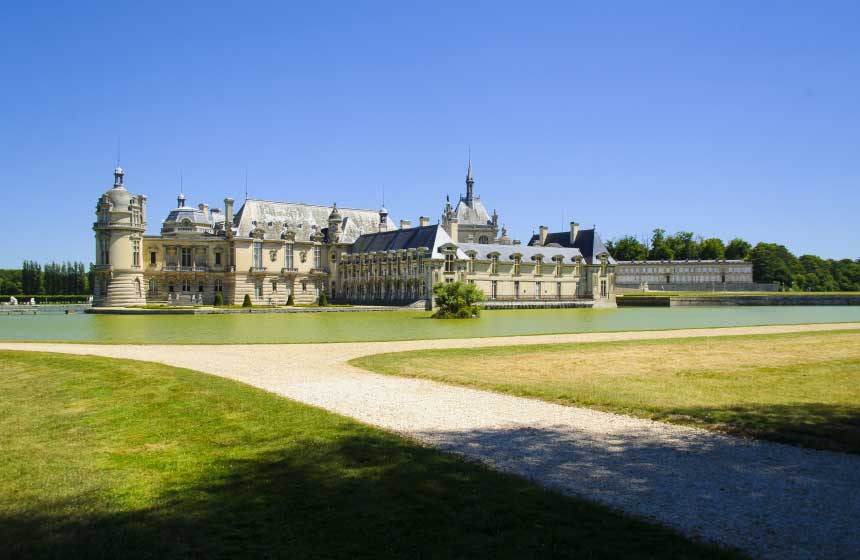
[444,253,456,273]
[512,256,521,276]
[489,254,498,274]
[534,257,542,276]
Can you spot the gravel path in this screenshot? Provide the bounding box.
[3,322,860,559]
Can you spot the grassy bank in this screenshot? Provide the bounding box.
[0,351,737,559]
[352,330,860,454]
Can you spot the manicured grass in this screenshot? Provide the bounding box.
[352,330,860,454]
[618,291,860,297]
[0,351,738,559]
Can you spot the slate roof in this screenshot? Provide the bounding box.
[526,228,615,264]
[234,199,394,242]
[457,242,583,261]
[349,224,466,258]
[453,196,493,225]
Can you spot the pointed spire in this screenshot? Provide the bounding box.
[465,149,474,203]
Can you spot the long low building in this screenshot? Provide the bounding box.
[614,260,776,292]
[91,163,616,308]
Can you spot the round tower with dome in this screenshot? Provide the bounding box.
[92,166,147,306]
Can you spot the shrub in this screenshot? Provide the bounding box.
[242,294,252,308]
[431,281,484,319]
[286,293,294,306]
[213,292,224,306]
[319,291,328,307]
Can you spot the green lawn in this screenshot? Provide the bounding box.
[0,351,738,559]
[352,330,860,454]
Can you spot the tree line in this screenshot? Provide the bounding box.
[1,261,91,295]
[606,230,860,291]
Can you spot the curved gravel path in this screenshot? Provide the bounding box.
[3,322,860,559]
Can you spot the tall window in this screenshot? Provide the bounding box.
[253,243,263,268]
[535,281,542,299]
[467,253,476,273]
[150,251,157,265]
[489,255,498,274]
[149,279,158,295]
[132,240,140,267]
[512,256,521,276]
[514,280,520,299]
[284,243,294,269]
[555,258,562,276]
[534,257,542,276]
[556,282,562,298]
[214,251,222,266]
[444,253,456,273]
[181,247,192,267]
[255,280,263,299]
[99,237,110,265]
[181,279,191,292]
[313,246,321,269]
[214,279,223,292]
[491,280,497,299]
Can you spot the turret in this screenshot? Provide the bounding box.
[378,205,389,232]
[92,165,147,307]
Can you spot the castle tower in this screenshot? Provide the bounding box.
[92,166,147,306]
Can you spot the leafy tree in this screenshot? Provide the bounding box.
[666,231,700,260]
[319,291,328,306]
[242,294,252,307]
[725,238,752,260]
[648,229,674,260]
[607,236,648,261]
[750,243,801,288]
[699,238,726,260]
[213,292,224,306]
[432,281,485,319]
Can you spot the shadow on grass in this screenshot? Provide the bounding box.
[650,402,860,454]
[0,429,739,560]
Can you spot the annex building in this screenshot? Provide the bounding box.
[92,162,616,309]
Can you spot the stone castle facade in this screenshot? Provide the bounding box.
[92,163,615,308]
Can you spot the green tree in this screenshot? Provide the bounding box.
[796,255,838,292]
[725,238,752,260]
[607,236,648,261]
[432,281,485,319]
[666,231,700,260]
[648,229,674,260]
[699,238,726,260]
[750,243,801,289]
[319,291,328,306]
[242,294,252,307]
[213,292,224,306]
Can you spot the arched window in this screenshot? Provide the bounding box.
[134,278,142,298]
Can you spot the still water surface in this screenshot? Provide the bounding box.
[1,306,858,344]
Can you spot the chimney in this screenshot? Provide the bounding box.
[224,198,234,238]
[539,225,548,246]
[198,203,209,219]
[419,216,430,227]
[445,217,459,242]
[139,195,147,226]
[400,219,411,230]
[570,222,579,244]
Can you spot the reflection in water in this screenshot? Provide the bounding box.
[1,307,858,344]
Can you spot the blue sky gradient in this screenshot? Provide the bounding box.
[1,1,858,266]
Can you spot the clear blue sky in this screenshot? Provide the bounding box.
[1,1,858,267]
